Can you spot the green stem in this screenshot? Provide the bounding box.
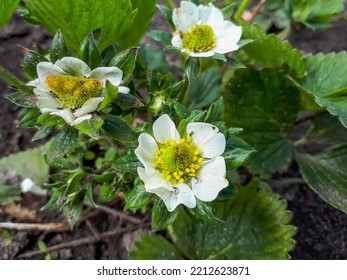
[0,65,24,86]
[177,78,190,106]
[234,0,251,20]
[165,0,174,9]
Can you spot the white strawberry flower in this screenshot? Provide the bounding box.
[28,57,129,126]
[135,114,228,212]
[171,1,242,57]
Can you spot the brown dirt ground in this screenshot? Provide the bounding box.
[0,3,347,259]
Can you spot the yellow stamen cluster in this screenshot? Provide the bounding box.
[45,75,103,109]
[182,24,216,53]
[154,136,204,184]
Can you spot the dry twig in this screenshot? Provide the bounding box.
[16,225,147,259]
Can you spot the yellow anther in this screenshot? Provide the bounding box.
[180,138,186,143]
[186,136,192,142]
[194,149,201,155]
[160,148,166,153]
[190,168,195,173]
[156,149,161,155]
[194,164,200,169]
[193,156,198,161]
[179,178,184,183]
[178,171,184,176]
[185,168,191,173]
[189,173,195,177]
[198,157,203,163]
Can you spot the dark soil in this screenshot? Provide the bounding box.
[1,6,347,260]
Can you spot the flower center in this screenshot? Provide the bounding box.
[154,137,203,183]
[182,24,216,53]
[45,75,103,109]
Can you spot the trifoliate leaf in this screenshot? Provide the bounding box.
[0,0,20,29]
[129,234,184,260]
[24,0,134,51]
[296,144,347,214]
[224,68,300,177]
[238,20,306,77]
[291,52,347,127]
[118,0,156,48]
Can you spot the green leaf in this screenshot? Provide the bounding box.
[152,198,179,231]
[138,44,169,72]
[238,20,306,77]
[113,93,144,109]
[98,82,119,111]
[129,234,184,260]
[205,97,224,122]
[75,115,104,139]
[103,114,137,142]
[24,0,134,51]
[0,145,49,187]
[0,185,21,204]
[174,101,190,120]
[37,113,65,126]
[109,48,138,82]
[0,0,20,29]
[113,150,141,172]
[222,2,237,19]
[118,0,156,48]
[291,52,347,126]
[97,183,117,204]
[66,192,84,228]
[296,144,347,214]
[169,183,295,260]
[22,51,48,79]
[177,110,205,136]
[189,68,221,109]
[307,114,347,146]
[185,58,199,84]
[17,108,41,128]
[124,179,151,210]
[32,126,54,141]
[286,0,344,29]
[46,126,79,166]
[149,31,172,45]
[185,200,222,223]
[224,68,300,177]
[157,5,174,30]
[49,30,70,63]
[6,90,36,108]
[78,31,102,69]
[224,139,254,170]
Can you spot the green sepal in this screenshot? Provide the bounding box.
[22,51,48,79]
[149,31,172,45]
[109,47,138,82]
[113,149,141,172]
[6,90,36,108]
[124,178,151,210]
[17,108,41,128]
[75,115,104,139]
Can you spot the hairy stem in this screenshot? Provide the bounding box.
[234,0,251,20]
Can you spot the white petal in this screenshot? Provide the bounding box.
[137,167,173,191]
[148,183,196,212]
[37,62,67,85]
[153,114,180,144]
[27,78,47,91]
[73,114,93,126]
[213,23,242,54]
[187,122,226,158]
[118,86,130,94]
[172,34,183,49]
[55,57,91,77]
[20,178,35,193]
[74,97,104,117]
[34,88,64,110]
[192,156,228,201]
[188,51,215,57]
[50,109,75,125]
[89,67,123,87]
[204,3,224,28]
[135,133,158,173]
[173,1,199,33]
